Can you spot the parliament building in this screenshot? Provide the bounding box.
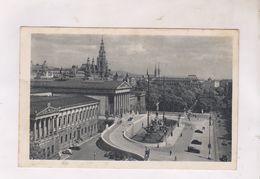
[30,95,99,159]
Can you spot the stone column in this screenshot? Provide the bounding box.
[115,95,118,115]
[85,109,88,121]
[83,108,85,121]
[56,116,59,131]
[124,94,127,113]
[52,117,55,135]
[90,107,93,120]
[123,94,125,113]
[113,95,116,116]
[125,94,128,112]
[123,94,125,114]
[121,94,125,114]
[125,93,127,113]
[128,93,130,112]
[43,118,46,138]
[39,119,42,139]
[119,94,122,114]
[71,112,73,125]
[78,109,81,124]
[33,120,37,140]
[47,118,51,136]
[118,95,120,115]
[45,118,48,136]
[51,116,55,135]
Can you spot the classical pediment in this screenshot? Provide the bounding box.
[116,81,131,90]
[36,106,59,116]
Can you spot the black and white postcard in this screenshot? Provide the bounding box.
[19,27,238,169]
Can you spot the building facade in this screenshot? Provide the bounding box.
[30,95,99,159]
[152,75,201,87]
[31,80,133,116]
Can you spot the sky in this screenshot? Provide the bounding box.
[31,34,233,79]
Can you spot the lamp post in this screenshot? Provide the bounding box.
[147,74,150,132]
[177,114,181,127]
[208,115,212,159]
[162,77,165,123]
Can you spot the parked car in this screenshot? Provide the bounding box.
[187,146,200,153]
[219,154,228,161]
[128,117,133,121]
[191,139,202,145]
[62,149,73,155]
[221,142,227,146]
[70,145,81,150]
[195,129,203,134]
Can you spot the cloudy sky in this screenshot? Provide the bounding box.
[31,34,233,79]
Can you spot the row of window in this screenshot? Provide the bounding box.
[58,107,98,128]
[60,123,98,144]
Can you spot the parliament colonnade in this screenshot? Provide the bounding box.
[113,91,130,116]
[32,104,99,141]
[30,96,99,159]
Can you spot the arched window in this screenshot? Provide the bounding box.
[63,115,66,126]
[67,114,70,125]
[58,117,62,127]
[82,109,86,120]
[86,110,89,120]
[71,113,74,124]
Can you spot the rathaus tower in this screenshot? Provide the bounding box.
[97,38,108,78]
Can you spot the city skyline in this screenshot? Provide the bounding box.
[31,34,233,79]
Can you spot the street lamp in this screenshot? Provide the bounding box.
[208,115,212,159]
[162,77,165,123]
[177,114,181,127]
[147,74,150,132]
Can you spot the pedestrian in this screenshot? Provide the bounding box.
[170,150,172,156]
[175,156,177,161]
[93,152,96,160]
[180,133,182,137]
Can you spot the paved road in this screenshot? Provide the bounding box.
[68,134,110,160]
[103,113,217,161]
[103,114,183,161]
[67,113,217,161]
[174,118,216,161]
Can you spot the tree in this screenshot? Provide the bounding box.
[30,141,45,160]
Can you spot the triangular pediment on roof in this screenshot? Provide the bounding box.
[36,105,59,116]
[116,81,132,89]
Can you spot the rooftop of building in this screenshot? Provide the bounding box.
[31,79,131,90]
[30,95,99,115]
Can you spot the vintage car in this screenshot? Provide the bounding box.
[187,146,200,153]
[62,149,73,155]
[194,129,203,134]
[191,139,202,145]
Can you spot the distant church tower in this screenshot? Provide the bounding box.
[154,63,160,78]
[97,37,108,78]
[154,64,157,77]
[157,63,160,77]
